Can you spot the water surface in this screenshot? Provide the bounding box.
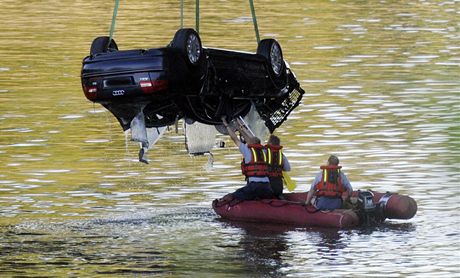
[0,0,459,276]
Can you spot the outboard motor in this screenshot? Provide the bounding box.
[357,190,385,226]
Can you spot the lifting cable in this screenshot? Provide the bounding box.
[248,0,260,44]
[180,0,184,28]
[179,0,199,34]
[196,0,200,34]
[107,0,120,48]
[107,0,259,45]
[183,0,259,44]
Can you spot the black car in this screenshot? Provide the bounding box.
[81,28,304,133]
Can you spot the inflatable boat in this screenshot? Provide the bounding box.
[212,191,417,229]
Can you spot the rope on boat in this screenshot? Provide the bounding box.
[214,196,321,213]
[107,0,120,48]
[260,199,298,207]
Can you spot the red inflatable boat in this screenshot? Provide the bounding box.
[212,191,417,229]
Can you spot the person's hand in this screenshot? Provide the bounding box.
[221,116,228,127]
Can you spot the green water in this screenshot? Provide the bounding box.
[0,0,459,276]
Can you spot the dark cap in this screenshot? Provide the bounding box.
[328,155,340,166]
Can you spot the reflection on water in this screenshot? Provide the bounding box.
[1,213,425,277]
[0,0,459,276]
[221,221,291,277]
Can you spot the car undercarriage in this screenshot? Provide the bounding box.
[81,28,304,162]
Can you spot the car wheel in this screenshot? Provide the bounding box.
[90,36,118,56]
[257,39,285,77]
[171,28,202,66]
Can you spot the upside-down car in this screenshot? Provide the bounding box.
[81,28,304,134]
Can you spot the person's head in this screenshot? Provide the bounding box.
[267,135,280,146]
[247,136,261,145]
[327,155,340,166]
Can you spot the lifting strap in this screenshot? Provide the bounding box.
[248,0,260,44]
[107,0,259,46]
[196,0,200,34]
[180,0,200,34]
[107,0,120,48]
[185,0,260,43]
[180,0,184,28]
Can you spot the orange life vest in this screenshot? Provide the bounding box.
[265,144,283,177]
[314,165,346,198]
[241,144,269,178]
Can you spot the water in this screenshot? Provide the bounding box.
[1,0,459,276]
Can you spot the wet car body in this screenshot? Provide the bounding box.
[81,28,304,132]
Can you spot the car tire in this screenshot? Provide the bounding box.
[257,39,285,77]
[171,28,203,66]
[90,36,118,56]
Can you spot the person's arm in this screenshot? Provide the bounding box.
[341,172,353,201]
[304,172,321,205]
[235,117,256,143]
[282,154,291,171]
[222,117,241,147]
[304,187,315,205]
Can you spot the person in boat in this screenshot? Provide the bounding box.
[304,155,352,210]
[265,135,291,199]
[222,117,274,200]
